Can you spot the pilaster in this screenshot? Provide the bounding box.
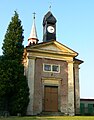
[27,57,36,115]
[74,64,80,115]
[67,61,75,116]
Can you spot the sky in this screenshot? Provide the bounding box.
[0,0,94,99]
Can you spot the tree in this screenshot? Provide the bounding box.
[0,11,29,115]
[2,11,24,62]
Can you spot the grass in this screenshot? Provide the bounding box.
[0,116,94,120]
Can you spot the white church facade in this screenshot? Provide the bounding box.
[23,11,83,116]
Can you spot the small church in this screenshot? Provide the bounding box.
[23,11,83,116]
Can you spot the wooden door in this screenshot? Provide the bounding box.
[44,86,58,112]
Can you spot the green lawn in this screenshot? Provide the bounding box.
[0,116,94,120]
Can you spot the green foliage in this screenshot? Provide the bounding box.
[0,11,29,115]
[2,11,24,61]
[9,63,29,115]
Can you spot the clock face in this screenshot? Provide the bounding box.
[47,26,55,33]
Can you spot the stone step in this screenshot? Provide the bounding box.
[40,111,64,116]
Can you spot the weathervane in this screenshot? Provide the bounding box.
[49,5,51,11]
[49,0,52,11]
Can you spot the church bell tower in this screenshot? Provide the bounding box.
[28,13,38,46]
[43,11,57,42]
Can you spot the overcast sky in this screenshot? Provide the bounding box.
[0,0,94,99]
